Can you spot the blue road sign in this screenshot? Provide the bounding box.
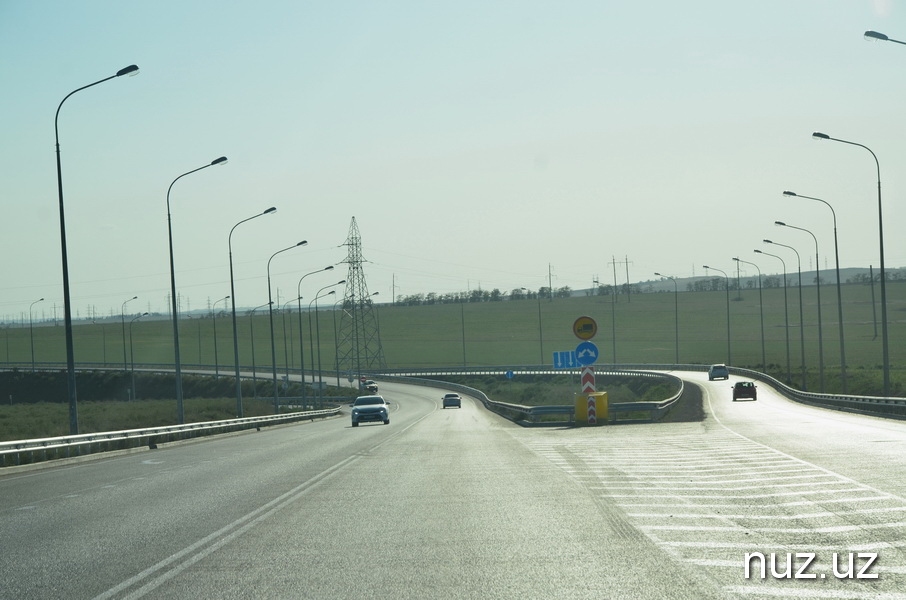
[505,370,514,379]
[553,351,577,369]
[575,341,599,366]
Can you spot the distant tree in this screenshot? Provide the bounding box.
[555,286,572,298]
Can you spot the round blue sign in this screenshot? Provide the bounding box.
[505,370,514,379]
[575,341,599,366]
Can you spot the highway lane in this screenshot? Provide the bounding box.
[518,373,906,598]
[2,375,905,599]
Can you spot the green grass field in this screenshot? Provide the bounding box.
[4,279,905,396]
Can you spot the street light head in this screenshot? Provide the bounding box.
[211,156,228,166]
[324,265,335,271]
[782,190,797,197]
[702,265,711,269]
[116,65,140,77]
[263,206,277,215]
[763,239,773,244]
[775,221,787,227]
[654,272,662,276]
[812,132,830,140]
[297,240,308,247]
[327,290,336,296]
[337,279,346,285]
[732,257,740,262]
[754,249,763,254]
[864,30,889,41]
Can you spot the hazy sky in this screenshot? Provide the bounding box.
[2,0,905,321]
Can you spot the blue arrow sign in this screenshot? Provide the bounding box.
[552,351,577,369]
[575,341,599,366]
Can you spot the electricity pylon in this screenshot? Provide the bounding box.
[336,217,386,383]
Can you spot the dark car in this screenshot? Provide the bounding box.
[732,381,757,401]
[442,393,462,409]
[351,395,390,426]
[708,364,730,380]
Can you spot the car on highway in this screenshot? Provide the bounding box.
[442,393,462,409]
[362,380,379,394]
[708,364,730,380]
[732,381,757,401]
[350,395,390,426]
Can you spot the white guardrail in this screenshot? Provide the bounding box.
[0,408,339,468]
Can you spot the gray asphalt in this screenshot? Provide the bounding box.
[1,376,905,599]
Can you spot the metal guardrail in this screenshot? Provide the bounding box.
[376,368,685,425]
[0,408,340,468]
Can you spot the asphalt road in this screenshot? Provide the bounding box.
[1,375,905,599]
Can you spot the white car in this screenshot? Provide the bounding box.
[351,395,390,427]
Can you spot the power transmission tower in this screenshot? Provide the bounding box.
[336,217,386,383]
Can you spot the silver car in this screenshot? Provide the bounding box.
[708,364,730,381]
[351,395,390,427]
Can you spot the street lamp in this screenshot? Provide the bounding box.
[775,220,824,392]
[120,295,138,371]
[29,298,44,372]
[248,302,272,398]
[732,258,765,368]
[55,63,139,434]
[812,131,889,396]
[297,265,334,405]
[309,281,345,405]
[167,155,228,424]
[864,30,906,45]
[783,190,847,392]
[755,249,791,384]
[228,206,276,417]
[764,239,807,390]
[702,265,731,364]
[653,273,678,364]
[282,296,301,385]
[129,312,148,400]
[212,295,230,379]
[267,241,308,414]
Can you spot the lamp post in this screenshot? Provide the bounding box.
[212,295,230,379]
[783,190,847,392]
[228,206,276,417]
[775,220,824,392]
[282,296,301,385]
[764,239,807,390]
[755,249,791,384]
[332,297,344,388]
[812,131,889,396]
[653,273,678,364]
[297,266,334,405]
[129,312,147,400]
[248,302,272,398]
[308,281,345,406]
[167,156,228,424]
[55,64,139,434]
[460,297,467,367]
[267,241,308,414]
[120,295,138,371]
[733,258,765,368]
[864,30,906,45]
[702,265,731,364]
[29,298,44,372]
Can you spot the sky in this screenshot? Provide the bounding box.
[2,0,905,322]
